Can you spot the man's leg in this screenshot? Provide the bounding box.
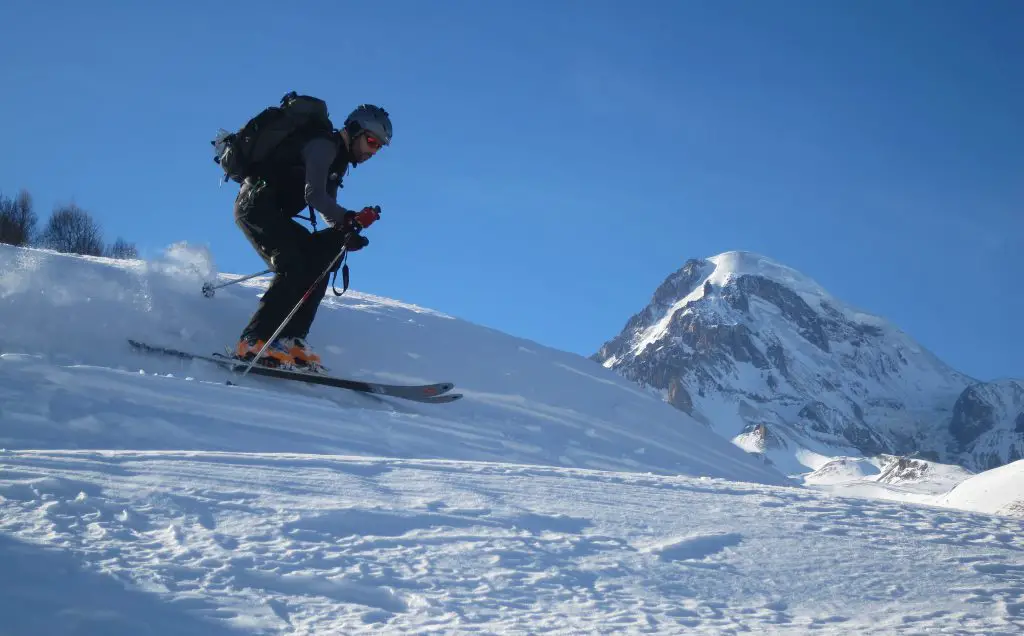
[281,276,330,341]
[234,181,315,342]
[280,228,349,340]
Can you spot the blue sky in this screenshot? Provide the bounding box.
[2,0,1021,381]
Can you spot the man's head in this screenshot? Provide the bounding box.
[343,104,392,164]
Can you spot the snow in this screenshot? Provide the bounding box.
[708,250,885,328]
[629,284,707,357]
[806,456,1024,521]
[1,243,1023,634]
[0,243,780,484]
[803,457,881,485]
[936,460,1024,517]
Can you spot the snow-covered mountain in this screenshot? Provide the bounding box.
[593,250,1023,475]
[950,379,1024,469]
[1,243,1023,633]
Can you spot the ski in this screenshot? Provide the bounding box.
[127,339,462,403]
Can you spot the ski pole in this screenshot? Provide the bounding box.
[202,269,272,298]
[241,234,354,376]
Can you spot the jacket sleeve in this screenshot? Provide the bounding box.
[301,137,349,226]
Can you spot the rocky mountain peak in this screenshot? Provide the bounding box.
[594,251,1020,475]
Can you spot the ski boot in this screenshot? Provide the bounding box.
[234,336,296,369]
[281,337,326,373]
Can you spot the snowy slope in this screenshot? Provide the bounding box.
[1,243,1023,634]
[0,243,782,485]
[3,449,1022,635]
[812,455,1024,519]
[936,459,1024,517]
[593,250,1022,475]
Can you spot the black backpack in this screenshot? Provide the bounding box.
[212,92,334,184]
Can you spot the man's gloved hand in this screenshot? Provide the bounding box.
[346,233,370,252]
[345,205,381,229]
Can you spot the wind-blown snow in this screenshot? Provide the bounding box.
[1,244,1022,634]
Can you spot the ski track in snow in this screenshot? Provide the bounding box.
[1,450,1022,635]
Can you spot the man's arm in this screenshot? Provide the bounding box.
[301,136,349,226]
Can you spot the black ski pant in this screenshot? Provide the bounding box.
[234,179,346,343]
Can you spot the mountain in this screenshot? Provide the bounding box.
[593,250,1023,475]
[1,243,1022,633]
[950,379,1024,469]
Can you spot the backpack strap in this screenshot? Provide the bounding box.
[296,204,318,231]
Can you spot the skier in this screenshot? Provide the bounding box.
[230,101,392,371]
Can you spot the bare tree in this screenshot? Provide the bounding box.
[105,237,139,259]
[0,189,38,246]
[39,203,105,256]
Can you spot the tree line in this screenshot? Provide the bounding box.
[0,188,138,259]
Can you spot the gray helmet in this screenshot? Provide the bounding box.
[344,104,392,145]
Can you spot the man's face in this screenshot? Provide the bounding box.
[352,133,384,164]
